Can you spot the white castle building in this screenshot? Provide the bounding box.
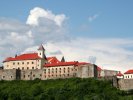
[1,45,97,80]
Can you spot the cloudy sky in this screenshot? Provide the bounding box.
[0,0,133,72]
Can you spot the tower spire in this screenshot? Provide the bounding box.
[38,44,45,50]
[61,56,65,62]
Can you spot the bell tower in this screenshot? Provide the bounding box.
[37,44,45,58]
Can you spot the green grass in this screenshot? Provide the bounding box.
[0,78,132,100]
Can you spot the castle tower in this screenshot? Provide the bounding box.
[37,44,45,59]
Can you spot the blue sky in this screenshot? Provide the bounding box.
[0,0,133,38]
[0,0,133,72]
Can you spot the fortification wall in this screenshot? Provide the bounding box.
[76,64,97,78]
[118,79,133,90]
[0,69,16,80]
[21,69,43,80]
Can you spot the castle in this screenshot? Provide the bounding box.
[1,45,97,80]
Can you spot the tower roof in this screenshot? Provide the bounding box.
[61,56,65,62]
[38,44,45,50]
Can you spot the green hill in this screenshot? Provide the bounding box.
[0,78,132,100]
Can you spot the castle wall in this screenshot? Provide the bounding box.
[0,69,17,80]
[118,79,133,90]
[21,69,43,80]
[100,69,118,77]
[21,65,77,80]
[0,64,97,81]
[76,64,97,78]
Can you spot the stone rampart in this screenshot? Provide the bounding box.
[0,69,17,80]
[118,79,133,90]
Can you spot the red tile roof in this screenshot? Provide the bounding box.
[124,69,133,74]
[47,57,60,63]
[76,62,89,66]
[116,72,123,76]
[97,66,102,71]
[3,53,41,62]
[44,61,78,67]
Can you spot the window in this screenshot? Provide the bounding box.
[33,75,35,77]
[40,53,41,55]
[18,62,19,65]
[3,76,5,78]
[28,75,30,77]
[11,76,12,78]
[40,74,42,77]
[13,62,15,65]
[27,67,29,69]
[22,67,24,70]
[71,68,73,71]
[48,69,50,73]
[27,62,29,64]
[23,75,25,78]
[32,62,34,64]
[32,67,34,69]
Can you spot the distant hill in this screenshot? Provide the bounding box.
[0,78,132,100]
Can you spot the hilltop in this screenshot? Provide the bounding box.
[0,78,132,100]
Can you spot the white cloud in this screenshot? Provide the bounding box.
[88,14,99,22]
[0,7,67,65]
[26,7,66,27]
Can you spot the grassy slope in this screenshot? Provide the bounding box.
[0,78,132,100]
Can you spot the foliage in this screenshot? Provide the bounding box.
[0,78,132,100]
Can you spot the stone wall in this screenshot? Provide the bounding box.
[76,64,97,78]
[118,79,133,90]
[0,64,97,81]
[21,69,43,80]
[0,69,17,80]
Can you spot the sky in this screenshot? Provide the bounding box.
[0,0,133,72]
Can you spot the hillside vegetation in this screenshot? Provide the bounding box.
[0,78,132,100]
